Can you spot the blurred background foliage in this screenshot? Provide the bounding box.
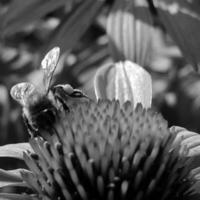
[0,0,200,146]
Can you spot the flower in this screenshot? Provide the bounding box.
[0,49,200,200]
[20,100,198,200]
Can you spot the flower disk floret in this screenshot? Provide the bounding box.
[22,100,197,200]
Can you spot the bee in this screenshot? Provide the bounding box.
[10,47,89,134]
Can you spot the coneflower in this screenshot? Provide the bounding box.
[21,100,198,200]
[0,55,199,200]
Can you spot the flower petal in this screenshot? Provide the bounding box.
[0,193,36,200]
[94,61,152,108]
[107,0,153,65]
[0,143,33,160]
[171,126,200,157]
[0,168,31,189]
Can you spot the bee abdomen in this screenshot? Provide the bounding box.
[25,97,58,131]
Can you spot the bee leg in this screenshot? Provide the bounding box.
[22,113,37,137]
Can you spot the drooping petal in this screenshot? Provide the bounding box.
[94,61,152,108]
[171,125,200,174]
[0,193,37,200]
[107,0,153,65]
[171,126,200,157]
[0,143,33,160]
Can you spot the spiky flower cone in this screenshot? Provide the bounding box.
[22,100,197,200]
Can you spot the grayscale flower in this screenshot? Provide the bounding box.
[20,100,198,200]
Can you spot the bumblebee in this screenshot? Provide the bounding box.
[10,47,88,134]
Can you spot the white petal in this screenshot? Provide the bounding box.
[94,60,152,108]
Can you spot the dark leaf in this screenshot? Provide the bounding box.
[1,0,67,35]
[155,0,200,71]
[42,0,105,56]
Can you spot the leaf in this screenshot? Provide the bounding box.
[155,0,200,71]
[94,60,152,108]
[73,44,109,76]
[107,0,153,65]
[1,0,67,35]
[0,143,33,160]
[0,193,37,200]
[43,0,105,56]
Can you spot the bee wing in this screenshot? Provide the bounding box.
[41,47,60,94]
[10,82,36,106]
